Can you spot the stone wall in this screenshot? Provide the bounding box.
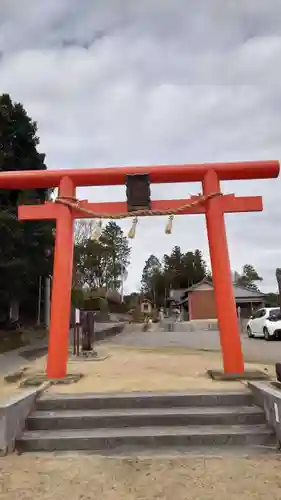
[248,381,281,446]
[0,384,48,455]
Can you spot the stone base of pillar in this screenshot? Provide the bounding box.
[207,369,269,381]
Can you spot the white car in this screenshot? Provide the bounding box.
[247,307,281,341]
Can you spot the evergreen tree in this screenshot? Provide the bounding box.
[140,247,208,306]
[193,249,207,283]
[100,221,131,290]
[235,264,263,291]
[141,255,162,293]
[141,254,164,305]
[0,94,54,323]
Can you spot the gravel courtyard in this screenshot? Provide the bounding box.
[1,453,281,500]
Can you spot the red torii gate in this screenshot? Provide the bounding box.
[0,160,279,379]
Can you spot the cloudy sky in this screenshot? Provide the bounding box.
[1,0,281,293]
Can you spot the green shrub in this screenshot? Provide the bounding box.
[71,288,85,309]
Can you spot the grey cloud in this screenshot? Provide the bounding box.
[1,1,281,55]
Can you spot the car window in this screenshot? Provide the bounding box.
[260,309,266,317]
[269,308,280,316]
[269,309,281,319]
[252,309,262,319]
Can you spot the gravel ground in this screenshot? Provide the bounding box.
[4,344,272,395]
[1,453,281,500]
[41,345,267,394]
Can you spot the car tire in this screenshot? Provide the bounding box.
[264,327,271,341]
[247,326,253,338]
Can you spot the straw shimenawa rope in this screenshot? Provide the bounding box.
[55,192,222,238]
[54,191,222,220]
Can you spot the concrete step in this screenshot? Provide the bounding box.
[17,424,274,453]
[26,405,266,431]
[36,391,254,411]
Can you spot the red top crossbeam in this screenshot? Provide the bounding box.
[0,161,279,189]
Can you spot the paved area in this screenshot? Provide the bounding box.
[0,339,48,376]
[105,327,281,365]
[0,323,122,377]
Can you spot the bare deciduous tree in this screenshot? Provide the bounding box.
[74,220,97,245]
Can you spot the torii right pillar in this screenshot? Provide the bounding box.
[203,169,244,374]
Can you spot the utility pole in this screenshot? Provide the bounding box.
[276,268,281,311]
[120,267,124,302]
[44,276,51,329]
[120,265,127,302]
[37,276,42,326]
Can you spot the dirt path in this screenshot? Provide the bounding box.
[1,345,273,398]
[1,453,281,500]
[43,345,272,394]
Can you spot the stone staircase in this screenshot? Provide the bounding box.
[17,391,275,453]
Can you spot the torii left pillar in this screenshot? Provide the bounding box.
[47,176,75,378]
